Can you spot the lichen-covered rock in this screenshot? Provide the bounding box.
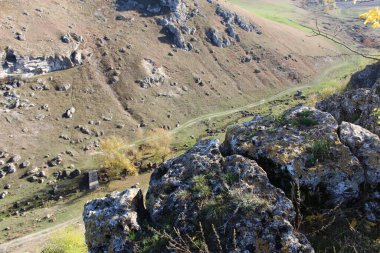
[316,87,380,136]
[147,139,314,252]
[222,106,363,207]
[83,188,145,253]
[339,122,380,187]
[364,192,380,222]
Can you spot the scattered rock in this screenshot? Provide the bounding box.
[69,169,81,178]
[5,163,17,174]
[48,156,63,167]
[0,191,8,199]
[9,155,21,163]
[56,83,72,91]
[64,107,76,118]
[20,161,30,169]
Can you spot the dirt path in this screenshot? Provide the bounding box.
[0,218,82,253]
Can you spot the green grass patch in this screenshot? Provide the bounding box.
[227,0,310,31]
[41,225,87,253]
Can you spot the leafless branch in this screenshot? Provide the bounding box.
[301,20,380,61]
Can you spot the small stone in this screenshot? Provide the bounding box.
[0,171,6,178]
[20,160,30,168]
[64,107,76,118]
[0,191,8,199]
[48,156,63,167]
[9,155,21,163]
[38,171,47,178]
[69,169,81,178]
[5,163,16,174]
[56,83,71,91]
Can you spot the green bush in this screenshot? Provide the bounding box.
[311,139,331,161]
[222,172,240,185]
[192,175,211,200]
[295,110,318,127]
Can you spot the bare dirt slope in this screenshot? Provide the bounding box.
[0,0,341,159]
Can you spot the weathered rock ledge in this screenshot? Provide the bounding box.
[0,48,84,78]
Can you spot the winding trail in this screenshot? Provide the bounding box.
[0,218,82,253]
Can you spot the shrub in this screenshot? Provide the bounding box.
[295,110,318,127]
[222,172,240,185]
[192,175,211,200]
[311,139,331,161]
[374,108,380,124]
[230,189,270,212]
[97,136,137,178]
[41,225,87,253]
[145,128,172,163]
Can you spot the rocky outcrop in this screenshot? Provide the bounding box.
[0,48,83,78]
[317,60,380,136]
[222,106,364,207]
[347,61,380,90]
[316,86,380,136]
[211,5,261,47]
[84,139,314,252]
[339,121,380,188]
[216,5,256,32]
[147,139,313,252]
[207,28,231,48]
[83,188,145,253]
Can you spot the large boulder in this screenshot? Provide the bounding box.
[147,139,314,252]
[222,106,363,207]
[316,87,380,136]
[339,121,380,187]
[83,188,145,253]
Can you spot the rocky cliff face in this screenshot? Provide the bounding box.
[0,48,83,78]
[82,78,380,252]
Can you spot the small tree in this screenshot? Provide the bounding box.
[97,136,137,178]
[145,128,172,163]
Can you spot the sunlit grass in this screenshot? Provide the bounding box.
[41,225,87,253]
[227,0,310,31]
